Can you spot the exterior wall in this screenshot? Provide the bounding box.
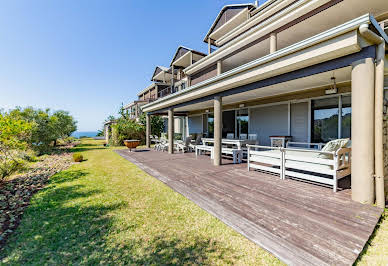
[144,91,150,100]
[290,102,309,142]
[188,84,351,116]
[249,104,289,146]
[149,88,157,100]
[188,115,202,134]
[191,64,217,86]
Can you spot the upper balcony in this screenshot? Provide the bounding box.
[183,0,388,87]
[150,47,206,99]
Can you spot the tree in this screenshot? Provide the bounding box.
[139,114,164,137]
[51,110,77,146]
[0,113,33,180]
[8,107,77,154]
[110,117,145,146]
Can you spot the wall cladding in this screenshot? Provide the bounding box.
[191,64,217,86]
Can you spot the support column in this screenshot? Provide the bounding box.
[270,33,277,54]
[208,39,212,55]
[214,96,222,166]
[375,42,385,208]
[171,66,175,91]
[105,125,109,143]
[168,108,174,154]
[217,60,222,75]
[351,57,375,204]
[146,113,151,148]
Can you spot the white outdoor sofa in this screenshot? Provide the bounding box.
[247,141,351,192]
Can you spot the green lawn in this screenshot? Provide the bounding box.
[0,139,282,265]
[1,139,386,265]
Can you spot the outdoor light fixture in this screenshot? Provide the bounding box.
[325,76,338,95]
[239,104,245,108]
[205,109,209,113]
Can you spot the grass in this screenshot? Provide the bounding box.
[0,139,282,265]
[356,209,388,265]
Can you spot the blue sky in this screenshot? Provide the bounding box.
[0,0,259,131]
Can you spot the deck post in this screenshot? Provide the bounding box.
[214,96,222,166]
[351,57,375,204]
[146,113,151,148]
[168,108,174,154]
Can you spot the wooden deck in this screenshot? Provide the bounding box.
[116,149,383,266]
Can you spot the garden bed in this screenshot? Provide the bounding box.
[0,152,73,249]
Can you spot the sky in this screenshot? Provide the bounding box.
[0,0,261,131]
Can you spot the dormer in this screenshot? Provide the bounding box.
[151,66,172,84]
[170,46,206,69]
[204,4,256,51]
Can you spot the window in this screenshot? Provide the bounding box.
[181,82,186,90]
[207,114,214,138]
[311,95,351,143]
[236,109,249,138]
[222,110,235,138]
[341,96,351,139]
[312,97,339,143]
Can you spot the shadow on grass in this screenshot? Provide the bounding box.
[71,144,106,153]
[1,168,238,265]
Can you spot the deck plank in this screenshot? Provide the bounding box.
[116,149,383,266]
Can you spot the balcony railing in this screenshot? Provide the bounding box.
[158,86,179,98]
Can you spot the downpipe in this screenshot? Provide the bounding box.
[359,23,386,208]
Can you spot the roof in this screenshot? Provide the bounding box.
[151,66,169,81]
[137,82,162,96]
[123,99,149,109]
[203,4,256,44]
[169,46,206,66]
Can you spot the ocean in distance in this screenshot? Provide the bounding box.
[71,131,99,138]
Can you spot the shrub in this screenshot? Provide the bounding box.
[0,113,33,180]
[110,118,145,146]
[73,153,83,162]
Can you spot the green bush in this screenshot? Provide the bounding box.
[73,153,83,162]
[110,118,145,146]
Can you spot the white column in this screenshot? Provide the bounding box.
[168,108,174,154]
[217,60,222,75]
[214,96,222,166]
[146,114,151,148]
[208,39,212,55]
[351,57,375,204]
[270,33,277,54]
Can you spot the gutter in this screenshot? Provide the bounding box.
[359,23,386,208]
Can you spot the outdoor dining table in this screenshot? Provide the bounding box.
[201,138,256,149]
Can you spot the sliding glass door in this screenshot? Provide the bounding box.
[222,110,235,138]
[311,95,351,143]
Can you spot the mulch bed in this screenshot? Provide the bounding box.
[0,151,74,250]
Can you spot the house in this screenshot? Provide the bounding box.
[133,47,206,139]
[141,0,388,207]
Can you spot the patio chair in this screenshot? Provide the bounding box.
[226,133,234,139]
[189,134,202,151]
[176,137,192,153]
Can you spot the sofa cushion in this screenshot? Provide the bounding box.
[319,138,350,158]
